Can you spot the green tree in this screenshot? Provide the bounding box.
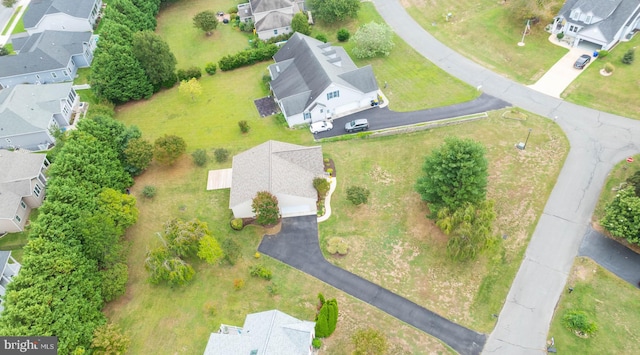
[352,327,388,355]
[193,10,219,35]
[415,137,488,213]
[90,323,131,355]
[144,247,195,286]
[97,188,139,235]
[131,0,161,17]
[353,22,395,59]
[179,78,202,101]
[601,186,640,244]
[198,234,224,264]
[2,0,17,7]
[124,137,154,175]
[91,44,153,103]
[103,0,156,32]
[0,45,9,56]
[132,31,177,89]
[307,0,360,23]
[163,218,210,258]
[154,135,186,166]
[96,19,134,50]
[346,186,370,205]
[315,296,338,337]
[100,263,128,303]
[509,0,553,22]
[621,48,635,65]
[436,200,497,261]
[252,191,280,226]
[626,170,640,196]
[291,12,311,35]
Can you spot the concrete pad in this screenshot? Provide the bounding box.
[528,47,593,98]
[206,168,232,190]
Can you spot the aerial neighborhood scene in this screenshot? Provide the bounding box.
[1,0,640,353]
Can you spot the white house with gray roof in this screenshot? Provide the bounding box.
[0,30,97,88]
[203,309,315,355]
[237,0,306,40]
[0,150,49,234]
[268,33,379,127]
[0,251,22,314]
[229,140,324,218]
[551,0,640,50]
[0,82,78,151]
[23,0,102,35]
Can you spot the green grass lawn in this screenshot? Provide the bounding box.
[402,0,568,84]
[592,154,640,222]
[563,36,640,120]
[0,210,38,263]
[10,11,24,35]
[73,68,91,85]
[156,0,253,69]
[548,257,640,353]
[1,5,22,36]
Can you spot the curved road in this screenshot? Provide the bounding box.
[371,1,640,354]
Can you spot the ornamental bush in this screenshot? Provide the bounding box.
[621,48,635,65]
[218,45,278,71]
[214,148,229,163]
[205,62,217,75]
[326,237,348,255]
[249,264,273,280]
[313,177,331,198]
[191,149,208,166]
[142,185,157,198]
[230,218,244,230]
[176,66,202,81]
[337,28,350,42]
[562,310,598,337]
[346,186,370,205]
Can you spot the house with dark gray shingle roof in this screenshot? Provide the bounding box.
[0,30,96,88]
[237,0,306,40]
[23,0,103,35]
[229,140,324,218]
[0,150,49,234]
[551,0,640,50]
[0,82,79,151]
[203,309,315,355]
[268,33,379,127]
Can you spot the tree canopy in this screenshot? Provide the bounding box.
[154,135,186,165]
[91,44,154,103]
[252,191,280,225]
[291,12,311,35]
[193,10,219,35]
[307,0,360,23]
[436,200,497,261]
[601,186,640,245]
[353,22,395,59]
[124,138,154,175]
[415,137,488,213]
[132,31,177,89]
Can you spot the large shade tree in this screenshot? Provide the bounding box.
[193,10,218,35]
[132,31,177,89]
[307,0,360,23]
[415,136,488,213]
[91,44,153,103]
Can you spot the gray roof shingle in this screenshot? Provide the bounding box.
[23,0,99,28]
[229,140,324,209]
[0,31,91,77]
[250,0,293,13]
[255,11,293,32]
[559,0,640,46]
[0,150,47,218]
[268,33,378,116]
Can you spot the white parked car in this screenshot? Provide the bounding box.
[310,121,333,134]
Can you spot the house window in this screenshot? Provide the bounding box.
[274,29,278,35]
[15,215,21,223]
[327,90,340,100]
[585,15,592,24]
[68,90,77,103]
[20,200,26,209]
[51,72,58,79]
[5,138,11,144]
[34,184,42,197]
[63,70,69,77]
[36,74,41,79]
[303,112,311,120]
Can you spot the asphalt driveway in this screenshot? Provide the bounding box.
[313,93,510,139]
[258,216,487,355]
[579,229,640,288]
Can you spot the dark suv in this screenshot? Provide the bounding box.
[345,119,369,133]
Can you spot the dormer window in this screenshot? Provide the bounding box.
[571,10,580,20]
[585,15,592,24]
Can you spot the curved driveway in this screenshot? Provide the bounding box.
[372,1,640,354]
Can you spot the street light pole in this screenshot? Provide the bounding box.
[523,128,532,149]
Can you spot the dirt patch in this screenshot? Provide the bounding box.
[369,165,395,185]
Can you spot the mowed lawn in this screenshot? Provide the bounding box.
[402,0,568,84]
[548,258,640,354]
[562,36,640,120]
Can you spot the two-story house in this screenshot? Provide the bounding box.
[0,30,97,88]
[23,0,103,35]
[0,82,79,151]
[0,150,49,234]
[237,0,306,40]
[552,0,640,50]
[268,33,379,127]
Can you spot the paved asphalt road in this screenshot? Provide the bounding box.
[371,1,640,354]
[258,216,486,355]
[313,93,510,139]
[579,229,640,288]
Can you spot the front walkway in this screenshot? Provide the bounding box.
[258,216,486,355]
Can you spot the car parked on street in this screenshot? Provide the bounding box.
[344,119,369,133]
[573,54,591,69]
[310,121,333,134]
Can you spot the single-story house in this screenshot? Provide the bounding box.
[237,0,306,40]
[551,0,640,50]
[229,140,324,218]
[0,82,79,151]
[0,251,22,314]
[203,309,315,355]
[23,0,103,35]
[0,30,97,88]
[0,150,49,234]
[268,32,379,127]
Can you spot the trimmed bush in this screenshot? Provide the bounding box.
[218,44,278,71]
[249,264,273,280]
[562,310,598,337]
[621,48,635,65]
[214,148,229,163]
[142,185,157,198]
[204,62,217,75]
[191,149,208,166]
[313,177,331,198]
[604,62,615,73]
[238,120,250,133]
[326,237,348,255]
[312,338,322,349]
[176,66,202,81]
[230,218,244,230]
[597,49,609,58]
[556,32,564,40]
[337,28,350,42]
[315,34,328,43]
[347,186,370,205]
